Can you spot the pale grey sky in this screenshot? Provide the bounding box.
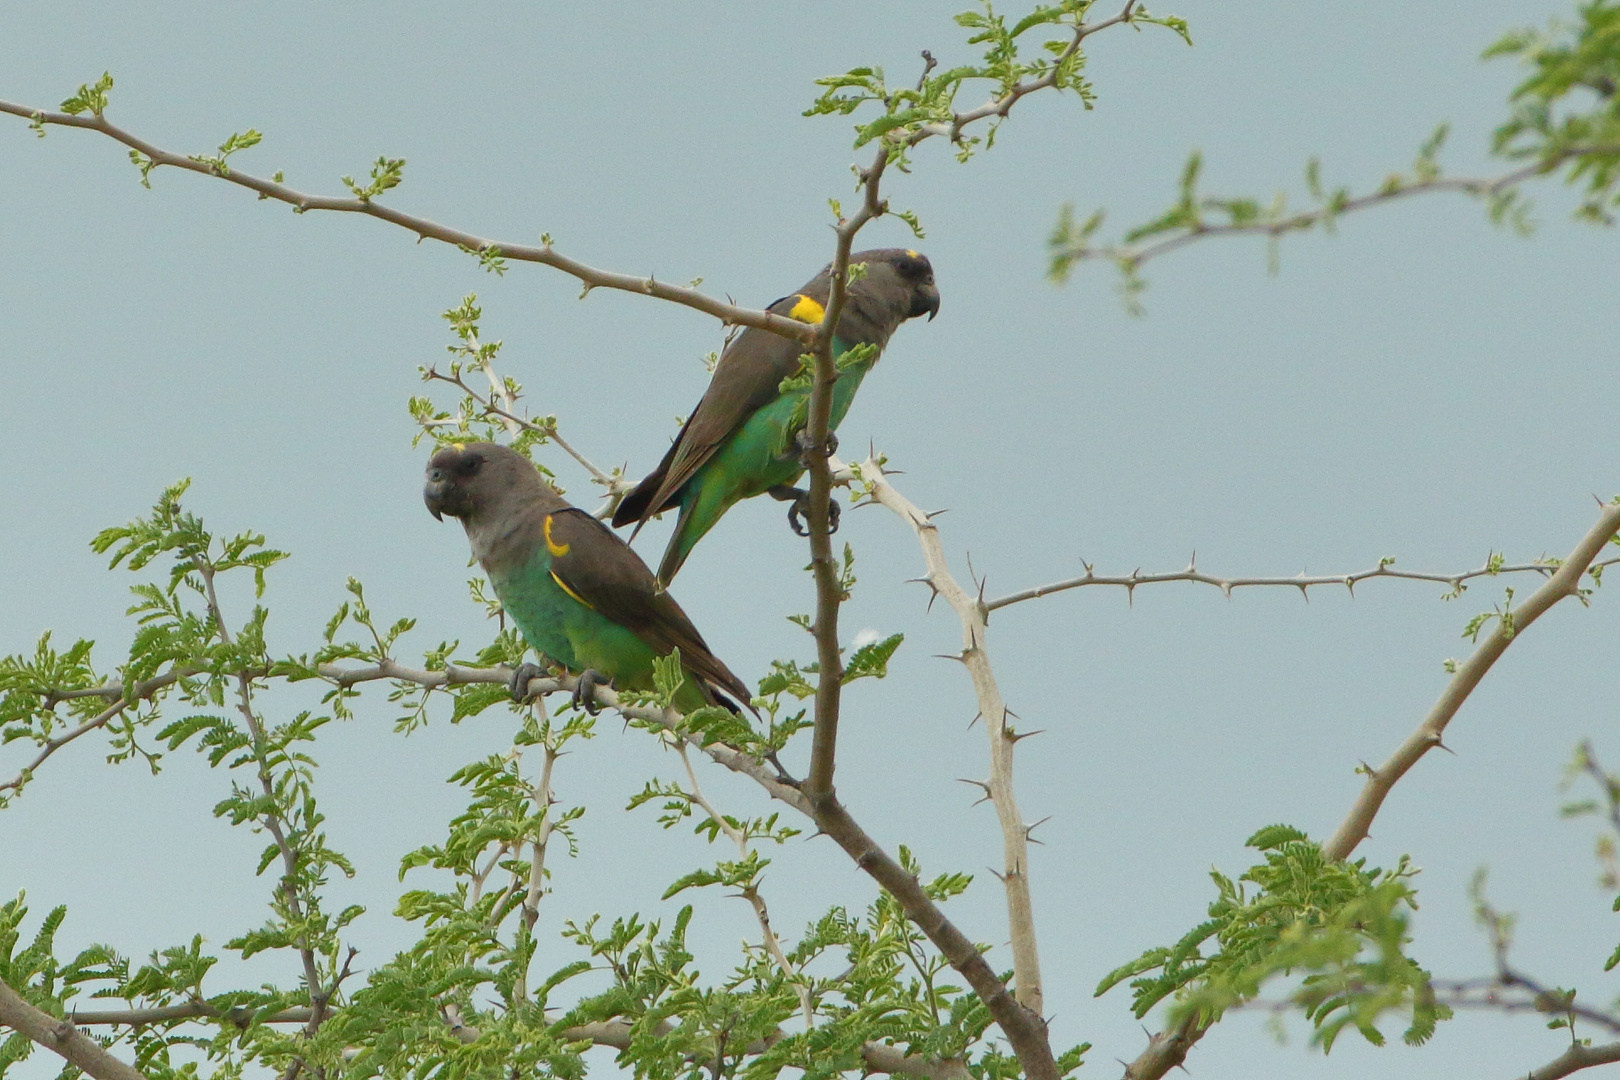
[2,3,1616,1077]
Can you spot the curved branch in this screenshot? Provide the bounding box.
[1517,1041,1620,1080]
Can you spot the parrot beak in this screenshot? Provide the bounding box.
[914,284,940,321]
[423,470,448,521]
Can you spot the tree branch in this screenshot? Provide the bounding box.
[0,99,813,342]
[0,977,149,1080]
[676,744,813,1029]
[1054,144,1620,275]
[847,456,1045,1018]
[1122,499,1620,1080]
[1323,501,1620,861]
[1516,1040,1620,1080]
[837,454,1054,1076]
[986,555,1619,612]
[62,1002,970,1078]
[803,140,890,800]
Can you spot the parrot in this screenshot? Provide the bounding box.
[612,247,939,584]
[424,441,752,715]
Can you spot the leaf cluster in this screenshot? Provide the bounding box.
[1096,825,1449,1051]
[806,2,1185,167]
[1488,0,1620,223]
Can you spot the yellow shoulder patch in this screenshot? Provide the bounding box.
[543,514,570,557]
[788,294,826,323]
[550,570,594,610]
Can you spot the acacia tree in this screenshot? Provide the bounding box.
[1,3,1618,1080]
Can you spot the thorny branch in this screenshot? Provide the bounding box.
[987,555,1620,612]
[1122,500,1620,1080]
[843,455,1045,1023]
[1323,501,1620,860]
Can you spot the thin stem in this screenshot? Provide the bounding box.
[677,745,813,1029]
[1058,145,1620,273]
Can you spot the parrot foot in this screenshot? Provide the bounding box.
[509,662,548,703]
[572,669,610,715]
[793,428,839,464]
[766,751,801,788]
[771,485,841,537]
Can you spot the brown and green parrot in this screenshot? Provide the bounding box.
[424,442,752,715]
[612,248,939,584]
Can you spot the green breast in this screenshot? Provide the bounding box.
[684,342,876,509]
[493,550,661,691]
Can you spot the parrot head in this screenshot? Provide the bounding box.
[424,441,555,523]
[853,248,940,322]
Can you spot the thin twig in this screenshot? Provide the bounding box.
[1058,145,1620,272]
[677,744,813,1029]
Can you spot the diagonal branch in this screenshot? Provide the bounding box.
[0,978,147,1080]
[1123,499,1620,1080]
[0,99,812,342]
[1323,500,1620,860]
[1514,1040,1620,1080]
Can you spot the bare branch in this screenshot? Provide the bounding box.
[987,556,1619,612]
[1514,1040,1620,1080]
[838,454,1054,1076]
[1431,977,1620,1036]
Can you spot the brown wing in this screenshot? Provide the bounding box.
[612,288,824,529]
[545,508,754,709]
